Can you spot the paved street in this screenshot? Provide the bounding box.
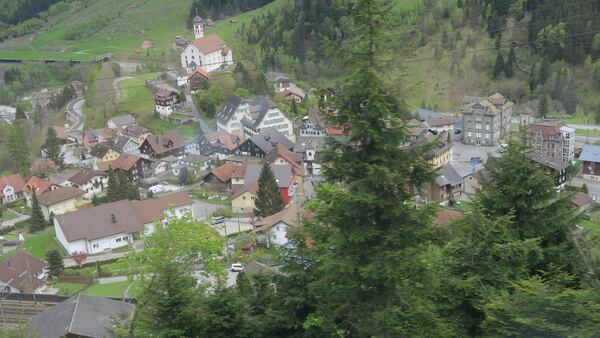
[192,200,225,220]
[0,209,29,228]
[570,177,600,201]
[211,218,253,237]
[185,86,213,134]
[66,98,85,131]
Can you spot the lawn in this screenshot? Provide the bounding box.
[117,78,155,125]
[1,209,18,222]
[0,227,62,260]
[82,280,133,298]
[564,112,591,125]
[52,282,88,297]
[146,117,200,140]
[575,129,600,137]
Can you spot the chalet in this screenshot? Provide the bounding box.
[204,162,236,192]
[572,192,593,214]
[580,144,600,181]
[424,165,464,206]
[68,170,108,199]
[107,114,136,129]
[179,154,211,174]
[121,124,153,144]
[529,153,568,189]
[424,115,455,133]
[38,186,85,221]
[231,181,258,213]
[236,128,295,158]
[253,204,306,248]
[131,192,194,234]
[199,130,243,158]
[106,134,141,155]
[154,88,181,115]
[97,154,152,182]
[0,252,47,293]
[281,83,306,103]
[153,155,180,175]
[90,143,120,165]
[180,16,233,72]
[405,130,453,169]
[263,143,305,177]
[0,174,26,204]
[299,108,328,137]
[295,136,326,176]
[139,130,185,159]
[188,67,210,92]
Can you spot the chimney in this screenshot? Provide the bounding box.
[111,214,116,223]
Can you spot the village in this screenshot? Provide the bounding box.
[2,10,600,336]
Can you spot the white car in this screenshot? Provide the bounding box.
[230,263,244,272]
[149,184,166,194]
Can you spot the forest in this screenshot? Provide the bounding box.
[0,0,60,25]
[189,0,275,22]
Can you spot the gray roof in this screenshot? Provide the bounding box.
[295,136,326,152]
[182,154,210,164]
[416,108,441,120]
[529,154,568,171]
[265,71,289,82]
[248,128,294,154]
[244,163,293,188]
[216,94,243,123]
[580,144,600,163]
[29,294,134,338]
[108,114,136,127]
[247,96,278,127]
[435,165,464,187]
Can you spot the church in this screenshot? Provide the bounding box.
[180,16,233,72]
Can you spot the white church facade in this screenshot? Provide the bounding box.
[180,16,233,73]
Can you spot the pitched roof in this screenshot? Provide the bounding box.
[132,192,193,224]
[527,120,566,139]
[142,130,184,155]
[189,67,210,80]
[154,88,178,100]
[38,186,85,206]
[48,172,76,186]
[529,153,569,171]
[191,34,228,54]
[204,130,242,151]
[29,294,134,338]
[90,143,112,158]
[55,200,144,242]
[182,154,210,165]
[31,159,58,175]
[98,154,142,171]
[425,115,455,127]
[0,252,46,293]
[232,180,259,199]
[282,83,306,99]
[253,204,306,233]
[68,170,107,185]
[579,144,600,163]
[25,176,54,195]
[263,143,304,177]
[108,114,136,127]
[216,95,243,123]
[0,174,26,195]
[435,165,464,187]
[209,162,237,182]
[246,128,294,154]
[572,192,593,208]
[244,164,293,188]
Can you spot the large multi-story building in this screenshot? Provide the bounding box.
[461,93,513,146]
[526,120,575,163]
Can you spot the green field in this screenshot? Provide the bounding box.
[117,77,155,125]
[146,118,199,140]
[0,227,62,260]
[52,282,88,296]
[82,280,135,298]
[575,129,600,137]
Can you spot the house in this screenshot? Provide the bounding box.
[38,186,85,221]
[526,120,575,163]
[424,115,455,133]
[31,159,58,176]
[263,143,305,177]
[154,88,181,115]
[0,174,26,204]
[424,165,464,205]
[121,124,154,144]
[153,155,180,175]
[97,154,151,182]
[236,128,295,158]
[253,204,306,247]
[528,153,568,189]
[0,252,47,293]
[107,114,136,129]
[179,154,211,174]
[48,172,76,187]
[68,170,108,199]
[572,192,593,214]
[199,130,243,158]
[580,144,600,181]
[204,162,237,192]
[295,136,326,176]
[90,143,121,165]
[24,176,59,206]
[139,130,185,159]
[188,67,210,92]
[281,83,306,103]
[461,93,513,146]
[406,119,430,142]
[29,294,134,338]
[216,95,294,140]
[299,108,328,137]
[231,163,295,212]
[106,134,141,155]
[231,181,258,212]
[180,16,233,72]
[406,131,453,168]
[54,193,194,254]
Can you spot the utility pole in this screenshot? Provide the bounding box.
[236,212,241,234]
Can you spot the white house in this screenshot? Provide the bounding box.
[54,192,195,254]
[252,204,306,248]
[180,16,233,72]
[0,252,47,294]
[0,174,26,204]
[154,88,180,116]
[38,186,85,221]
[67,170,108,199]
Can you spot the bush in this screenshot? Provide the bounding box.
[0,225,15,236]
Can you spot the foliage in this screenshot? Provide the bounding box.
[43,126,64,166]
[178,166,189,185]
[505,47,516,78]
[189,0,274,21]
[29,190,46,232]
[105,168,140,202]
[71,251,87,267]
[493,51,505,78]
[538,94,549,117]
[254,163,285,218]
[6,123,30,176]
[45,248,64,278]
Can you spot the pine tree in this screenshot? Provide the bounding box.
[538,94,549,117]
[505,46,516,77]
[43,127,64,166]
[493,51,505,78]
[254,163,285,218]
[147,189,154,199]
[6,124,31,176]
[178,166,189,185]
[582,183,589,193]
[116,171,130,200]
[15,106,26,120]
[45,249,64,278]
[539,56,551,84]
[92,194,100,206]
[127,184,141,201]
[30,190,47,232]
[106,167,119,202]
[291,99,298,116]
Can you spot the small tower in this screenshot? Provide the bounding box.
[193,16,204,39]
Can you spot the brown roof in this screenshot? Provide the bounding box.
[210,162,237,182]
[0,252,47,292]
[55,200,144,243]
[132,192,193,224]
[571,192,593,208]
[232,165,247,179]
[189,67,210,80]
[25,176,55,195]
[42,126,68,144]
[68,170,107,185]
[263,144,305,177]
[38,186,84,206]
[434,210,464,227]
[154,88,178,100]
[191,34,228,54]
[253,204,306,233]
[98,154,142,171]
[527,120,566,140]
[0,174,26,196]
[425,116,455,127]
[205,130,241,151]
[232,180,259,200]
[143,130,184,155]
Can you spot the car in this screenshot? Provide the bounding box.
[454,129,462,134]
[231,263,244,272]
[211,216,225,225]
[149,184,166,194]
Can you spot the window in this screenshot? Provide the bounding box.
[243,196,246,200]
[467,132,472,137]
[92,244,99,248]
[485,133,490,139]
[485,124,490,131]
[475,123,482,130]
[116,238,122,242]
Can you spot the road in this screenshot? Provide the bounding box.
[66,98,85,131]
[113,76,134,102]
[0,209,30,228]
[192,200,224,220]
[571,177,600,201]
[185,86,212,135]
[212,218,253,237]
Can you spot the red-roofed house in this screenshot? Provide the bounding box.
[24,176,59,206]
[0,174,26,204]
[180,17,233,72]
[188,67,210,92]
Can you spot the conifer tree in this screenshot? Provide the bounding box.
[15,106,26,120]
[539,56,551,84]
[291,99,298,116]
[254,163,285,218]
[538,94,549,117]
[493,51,505,78]
[116,171,130,200]
[127,183,141,201]
[92,194,100,206]
[30,190,47,232]
[45,249,64,278]
[7,124,30,176]
[43,126,64,166]
[505,46,516,77]
[106,167,119,202]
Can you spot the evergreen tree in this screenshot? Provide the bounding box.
[538,94,549,117]
[127,183,141,201]
[290,99,298,116]
[582,183,589,193]
[561,80,578,114]
[505,46,516,77]
[116,171,130,200]
[6,124,31,176]
[178,166,189,186]
[43,126,64,166]
[106,167,119,202]
[15,106,26,120]
[30,190,47,232]
[254,163,285,218]
[539,56,551,84]
[147,189,154,199]
[45,249,64,278]
[493,51,505,78]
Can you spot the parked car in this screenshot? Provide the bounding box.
[230,263,244,272]
[149,184,166,194]
[454,129,462,134]
[212,216,225,225]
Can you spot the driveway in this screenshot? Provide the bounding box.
[63,240,143,268]
[0,209,29,228]
[192,200,225,220]
[210,218,253,237]
[185,86,212,134]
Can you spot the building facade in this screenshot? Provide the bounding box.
[526,120,575,163]
[461,93,513,146]
[180,17,233,72]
